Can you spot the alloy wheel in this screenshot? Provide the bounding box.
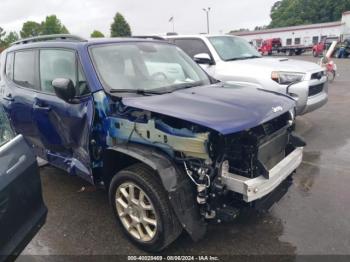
[115,182,158,242]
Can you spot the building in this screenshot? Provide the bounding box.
[231,11,350,47]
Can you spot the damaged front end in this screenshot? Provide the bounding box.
[180,110,305,223]
[92,90,304,239]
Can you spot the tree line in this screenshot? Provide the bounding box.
[0,12,131,49]
[229,0,350,33]
[269,0,350,28]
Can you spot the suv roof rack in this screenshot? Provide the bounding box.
[131,36,165,41]
[12,34,87,46]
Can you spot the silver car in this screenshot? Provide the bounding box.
[166,35,328,115]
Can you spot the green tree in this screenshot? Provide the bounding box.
[41,15,70,35]
[0,27,6,49]
[110,12,132,37]
[0,31,19,49]
[254,25,268,31]
[91,30,105,38]
[229,28,250,33]
[20,21,42,38]
[4,31,19,46]
[269,0,350,28]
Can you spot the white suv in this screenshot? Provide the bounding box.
[166,35,328,115]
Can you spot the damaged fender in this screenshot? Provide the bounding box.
[105,144,207,241]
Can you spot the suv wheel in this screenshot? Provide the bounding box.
[109,163,182,252]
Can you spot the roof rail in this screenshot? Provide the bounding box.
[131,35,165,41]
[12,34,87,46]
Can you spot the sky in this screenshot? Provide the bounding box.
[0,0,278,37]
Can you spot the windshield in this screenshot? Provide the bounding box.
[209,36,262,61]
[90,42,211,93]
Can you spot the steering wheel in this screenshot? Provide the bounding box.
[151,72,168,81]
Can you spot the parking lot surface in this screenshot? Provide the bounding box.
[22,56,350,257]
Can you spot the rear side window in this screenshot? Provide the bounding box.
[174,39,210,58]
[0,106,15,146]
[5,52,14,80]
[14,51,36,89]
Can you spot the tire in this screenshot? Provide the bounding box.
[109,163,182,252]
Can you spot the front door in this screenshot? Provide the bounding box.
[32,49,94,183]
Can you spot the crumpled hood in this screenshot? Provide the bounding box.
[227,57,322,73]
[122,84,295,135]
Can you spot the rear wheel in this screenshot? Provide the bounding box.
[109,163,182,252]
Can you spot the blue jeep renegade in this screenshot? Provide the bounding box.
[0,34,304,251]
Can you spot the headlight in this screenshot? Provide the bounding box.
[271,71,305,85]
[288,108,296,126]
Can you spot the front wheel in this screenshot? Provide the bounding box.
[109,163,182,252]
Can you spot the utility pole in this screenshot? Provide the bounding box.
[202,7,211,34]
[169,16,175,33]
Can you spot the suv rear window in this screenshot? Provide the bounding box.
[14,50,36,89]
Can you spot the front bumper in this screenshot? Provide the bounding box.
[302,89,328,114]
[221,147,303,202]
[287,76,328,115]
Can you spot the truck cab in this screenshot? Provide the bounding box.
[259,38,282,55]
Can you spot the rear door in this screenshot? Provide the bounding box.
[172,38,216,74]
[2,50,43,149]
[0,106,47,258]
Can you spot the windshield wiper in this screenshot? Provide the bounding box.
[225,55,261,61]
[167,81,204,92]
[109,89,168,95]
[110,81,204,95]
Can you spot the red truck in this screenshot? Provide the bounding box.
[259,38,311,56]
[312,37,339,57]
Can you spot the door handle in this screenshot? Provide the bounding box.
[3,93,14,102]
[33,102,51,112]
[6,155,27,175]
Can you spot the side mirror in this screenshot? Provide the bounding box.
[52,78,76,103]
[193,53,213,65]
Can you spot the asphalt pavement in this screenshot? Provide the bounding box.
[21,55,350,259]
